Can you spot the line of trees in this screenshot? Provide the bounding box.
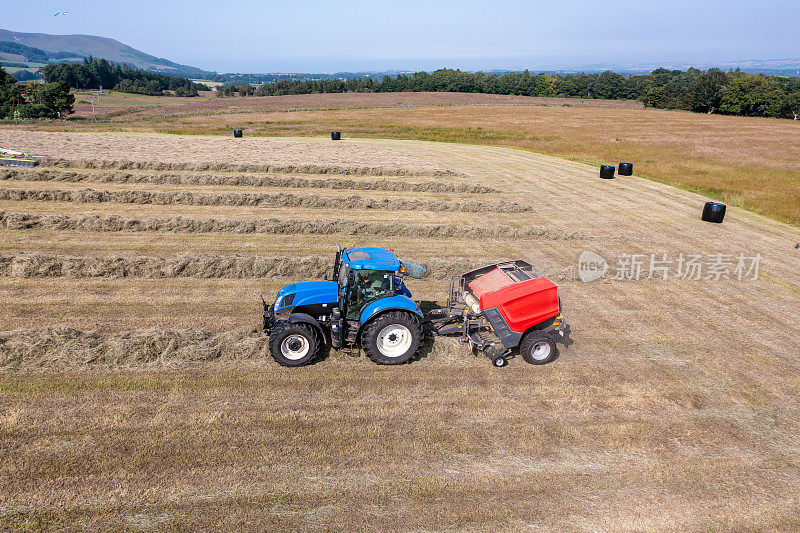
[249,68,800,120]
[0,41,76,63]
[216,84,255,97]
[0,66,75,119]
[195,71,394,85]
[40,58,209,96]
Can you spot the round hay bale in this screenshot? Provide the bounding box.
[600,165,615,179]
[233,130,243,138]
[618,162,633,176]
[701,202,726,223]
[331,131,341,141]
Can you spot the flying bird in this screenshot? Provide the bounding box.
[54,11,72,16]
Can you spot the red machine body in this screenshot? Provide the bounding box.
[469,268,559,333]
[432,260,570,367]
[479,277,559,333]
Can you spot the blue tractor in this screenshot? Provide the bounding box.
[262,246,428,366]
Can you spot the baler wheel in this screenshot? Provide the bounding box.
[520,332,557,365]
[492,357,508,367]
[269,322,321,367]
[362,311,422,365]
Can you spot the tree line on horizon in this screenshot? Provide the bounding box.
[39,58,210,97]
[0,66,74,119]
[218,68,800,120]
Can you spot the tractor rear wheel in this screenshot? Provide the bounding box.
[269,322,320,367]
[520,332,557,365]
[361,311,422,365]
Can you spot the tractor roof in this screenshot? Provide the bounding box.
[342,247,400,271]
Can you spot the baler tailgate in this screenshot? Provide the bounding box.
[480,277,559,333]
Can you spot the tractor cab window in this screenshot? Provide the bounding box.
[345,269,394,319]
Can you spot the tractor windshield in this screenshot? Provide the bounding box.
[345,269,394,319]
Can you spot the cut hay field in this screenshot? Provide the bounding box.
[2,131,800,531]
[4,91,799,224]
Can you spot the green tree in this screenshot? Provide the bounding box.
[719,74,748,115]
[746,78,785,117]
[533,73,557,96]
[0,75,72,119]
[39,81,75,116]
[780,91,800,120]
[721,74,785,117]
[1,65,15,87]
[641,86,666,108]
[0,66,18,118]
[593,71,626,100]
[689,68,727,113]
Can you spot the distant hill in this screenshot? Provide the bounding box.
[0,28,209,77]
[548,59,800,77]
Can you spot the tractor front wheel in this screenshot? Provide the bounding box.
[519,332,557,365]
[362,311,422,365]
[269,322,320,367]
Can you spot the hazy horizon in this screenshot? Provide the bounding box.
[3,0,799,73]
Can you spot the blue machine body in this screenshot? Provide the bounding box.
[340,247,401,271]
[267,247,424,342]
[340,248,422,322]
[359,294,422,323]
[274,280,338,311]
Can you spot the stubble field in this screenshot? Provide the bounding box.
[7,91,799,223]
[1,126,800,530]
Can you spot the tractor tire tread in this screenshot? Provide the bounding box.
[268,322,321,367]
[519,331,557,365]
[361,311,422,365]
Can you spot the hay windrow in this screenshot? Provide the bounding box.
[0,253,332,279]
[0,327,266,368]
[0,188,531,213]
[0,168,496,194]
[0,252,493,280]
[0,327,478,369]
[0,212,587,240]
[38,158,466,178]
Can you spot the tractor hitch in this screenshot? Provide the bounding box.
[261,295,275,335]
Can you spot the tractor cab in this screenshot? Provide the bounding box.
[263,245,427,367]
[333,247,419,320]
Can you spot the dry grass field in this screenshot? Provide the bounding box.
[2,129,800,530]
[4,91,799,225]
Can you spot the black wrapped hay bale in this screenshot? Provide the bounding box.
[331,131,341,140]
[702,202,726,223]
[618,162,633,176]
[600,165,615,179]
[233,130,243,138]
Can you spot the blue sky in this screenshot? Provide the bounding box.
[3,0,799,72]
